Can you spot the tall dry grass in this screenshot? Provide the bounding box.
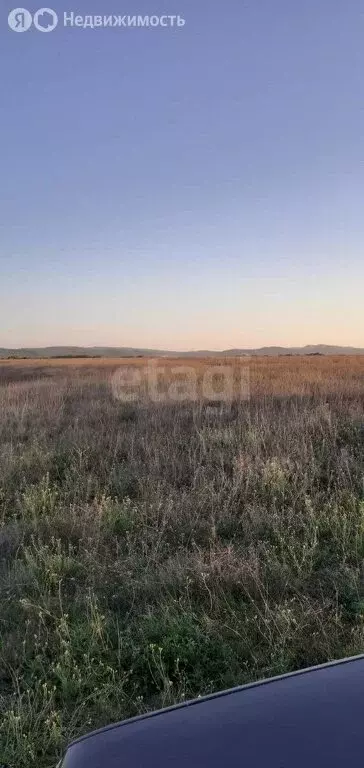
[0,356,364,767]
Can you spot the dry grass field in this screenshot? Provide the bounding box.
[1,356,364,766]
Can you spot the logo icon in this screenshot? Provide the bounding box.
[8,7,32,31]
[8,7,58,32]
[33,7,58,31]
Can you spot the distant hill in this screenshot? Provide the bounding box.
[221,345,364,357]
[0,346,171,359]
[0,344,364,359]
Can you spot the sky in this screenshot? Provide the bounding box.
[1,0,363,350]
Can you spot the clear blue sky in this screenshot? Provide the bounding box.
[1,0,363,350]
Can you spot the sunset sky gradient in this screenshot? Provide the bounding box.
[1,0,363,350]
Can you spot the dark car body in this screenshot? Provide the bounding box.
[60,654,364,767]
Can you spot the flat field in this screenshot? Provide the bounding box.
[1,356,364,766]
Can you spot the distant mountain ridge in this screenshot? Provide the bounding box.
[1,344,364,359]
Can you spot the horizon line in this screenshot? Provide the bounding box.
[1,343,364,353]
